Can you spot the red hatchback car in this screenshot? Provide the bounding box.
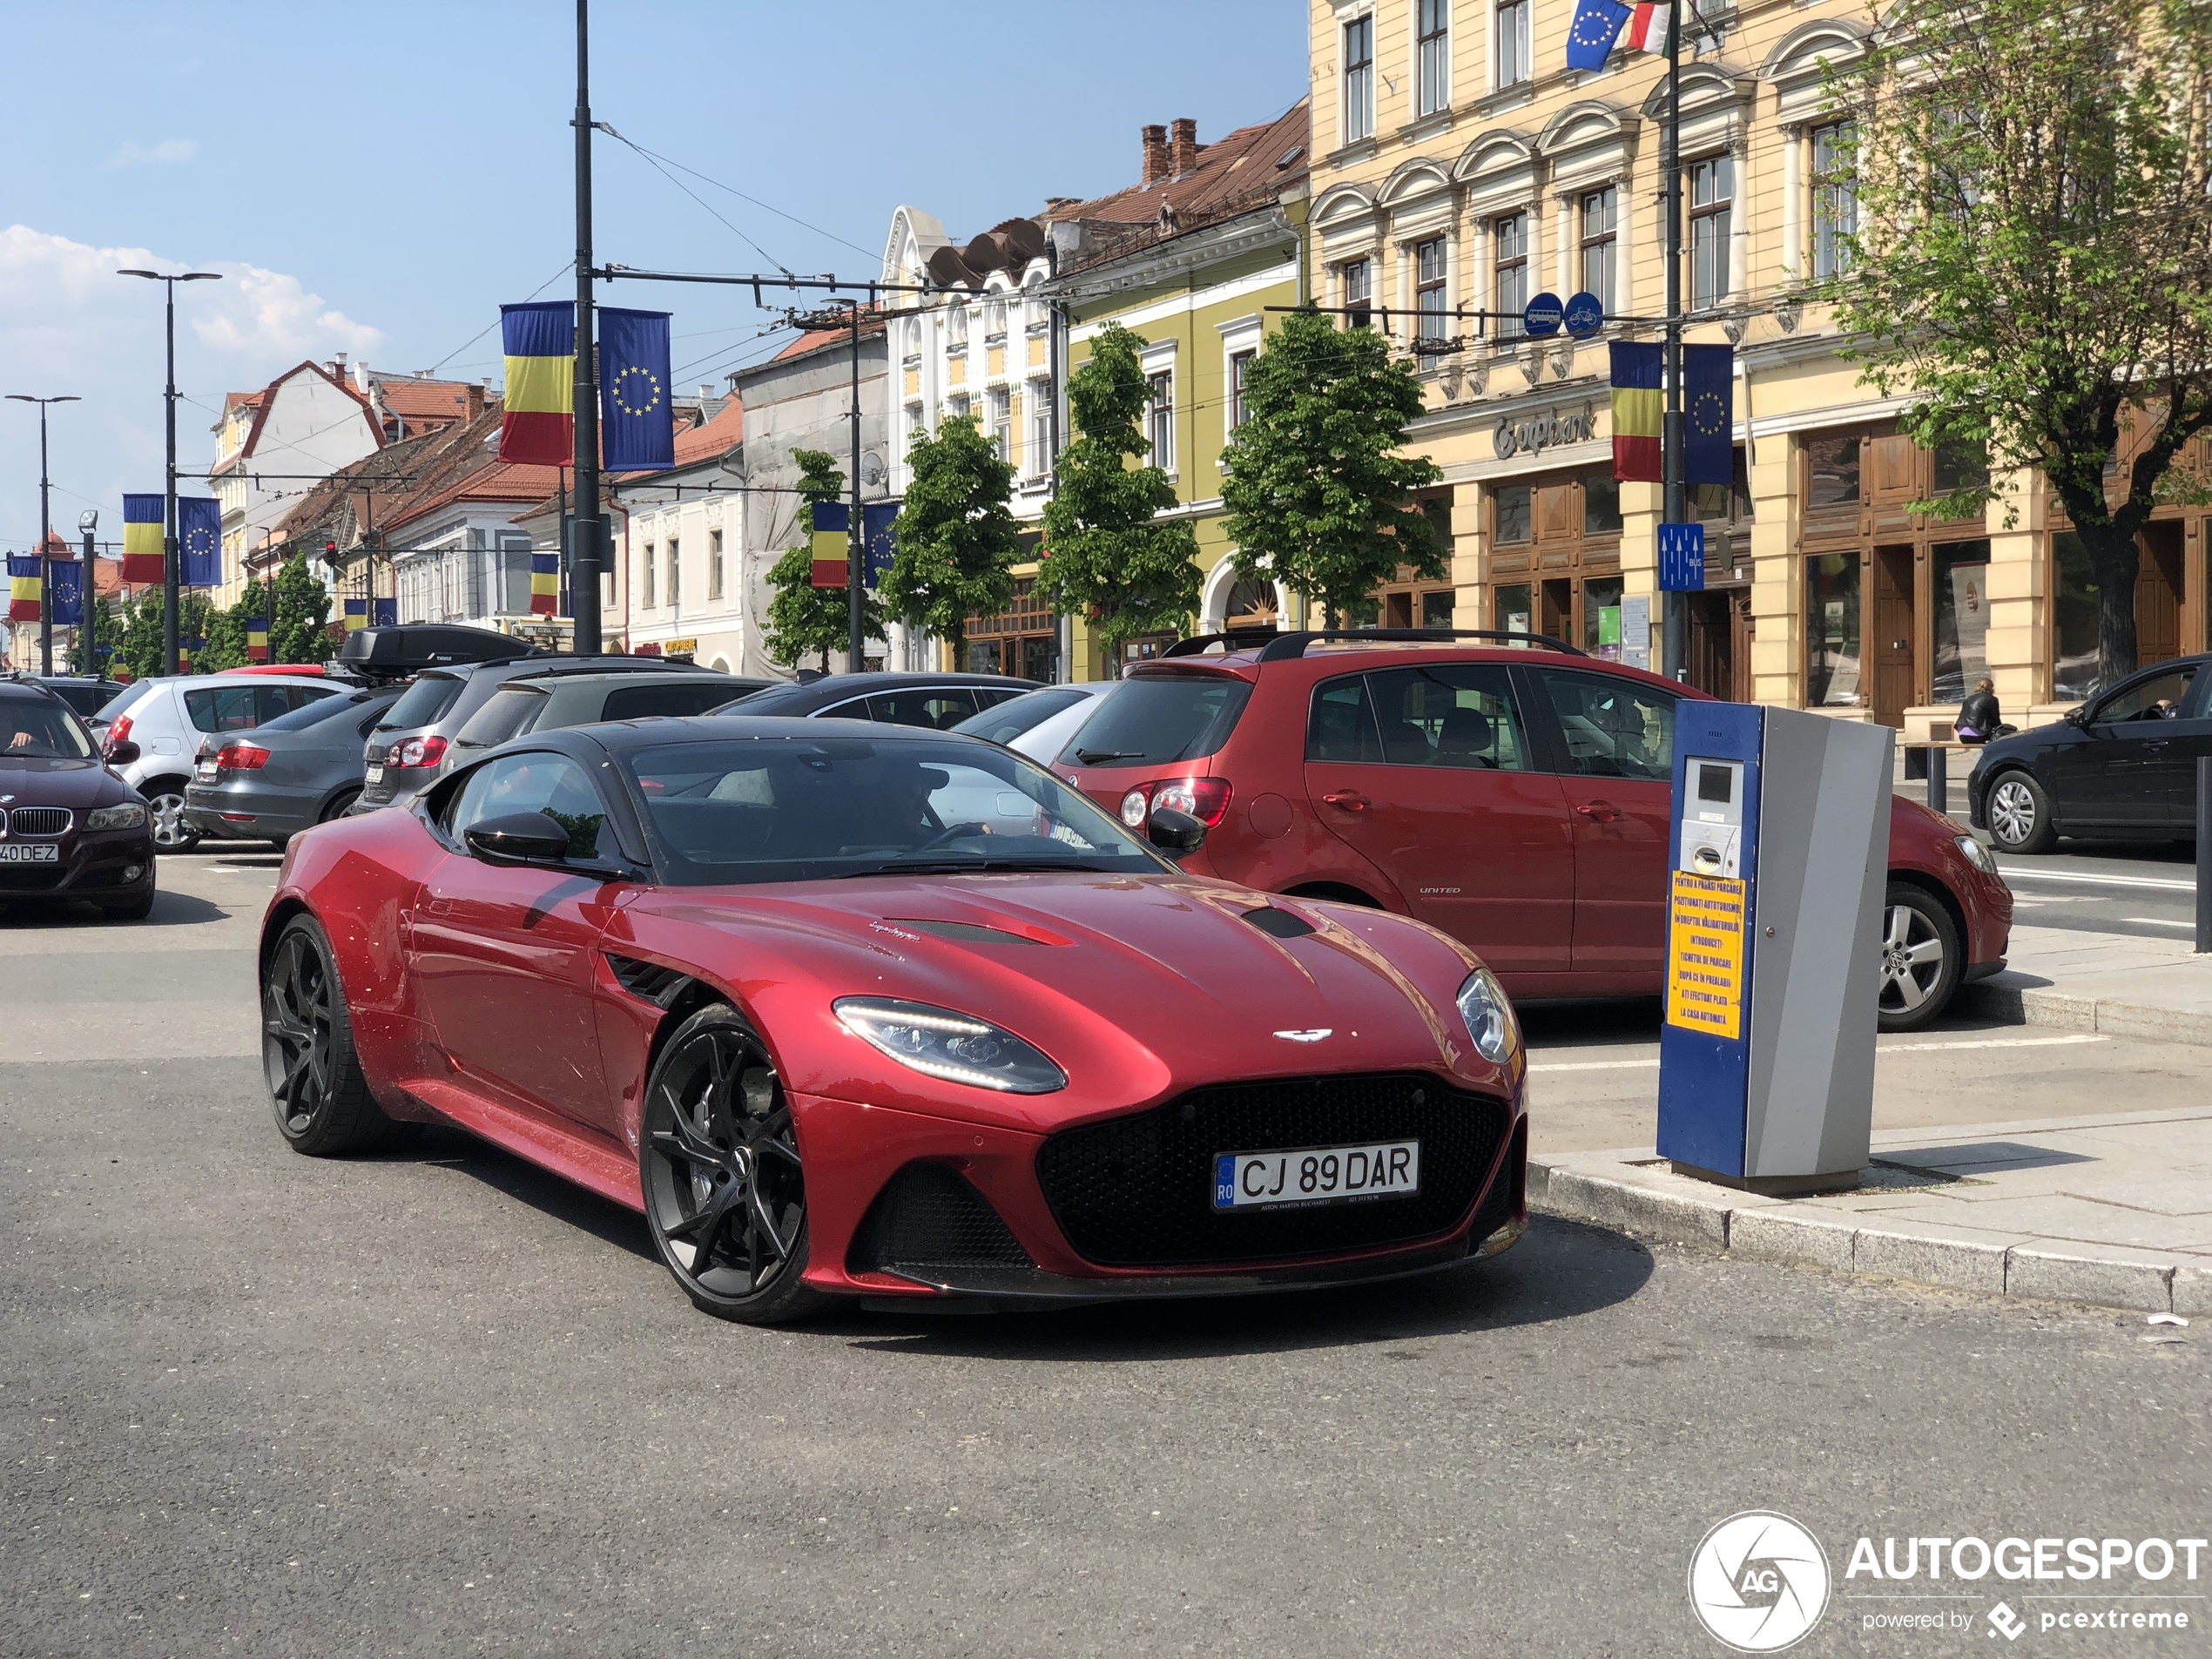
[1052,631,2012,1030]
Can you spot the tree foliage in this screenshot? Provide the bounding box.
[765,448,880,672]
[1036,323,1200,670]
[882,414,1019,664]
[1827,0,2212,683]
[111,554,331,678]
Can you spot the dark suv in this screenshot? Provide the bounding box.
[1050,630,2013,1031]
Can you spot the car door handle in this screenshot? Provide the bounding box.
[1322,791,1370,813]
[2142,738,2169,749]
[1574,800,1620,823]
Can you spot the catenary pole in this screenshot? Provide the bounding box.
[570,0,603,655]
[1661,0,1686,681]
[38,402,52,674]
[848,299,864,671]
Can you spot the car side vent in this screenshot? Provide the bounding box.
[604,954,691,1007]
[847,1163,1035,1278]
[1239,905,1315,940]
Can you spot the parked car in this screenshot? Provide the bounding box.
[1966,654,2209,853]
[91,672,347,852]
[950,683,1111,756]
[260,717,1527,1322]
[714,671,1040,729]
[182,682,408,850]
[1049,631,2013,1033]
[439,666,773,775]
[7,674,128,719]
[0,681,155,918]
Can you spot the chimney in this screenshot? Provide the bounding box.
[465,381,486,420]
[352,361,370,393]
[1169,118,1198,179]
[1141,124,1169,186]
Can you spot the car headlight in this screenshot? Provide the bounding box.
[1455,967,1521,1067]
[85,803,148,832]
[833,997,1067,1094]
[1954,834,1999,876]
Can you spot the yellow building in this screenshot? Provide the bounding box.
[1305,0,2208,729]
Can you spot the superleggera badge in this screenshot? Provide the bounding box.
[1272,1028,1332,1042]
[869,922,921,941]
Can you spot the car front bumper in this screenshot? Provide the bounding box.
[0,828,156,901]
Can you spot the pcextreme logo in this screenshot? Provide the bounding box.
[1689,1511,1832,1652]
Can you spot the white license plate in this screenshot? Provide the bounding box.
[196,761,217,782]
[364,765,384,784]
[0,844,60,863]
[1213,1141,1420,1211]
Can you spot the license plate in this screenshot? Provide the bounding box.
[0,844,60,863]
[196,760,217,782]
[1213,1141,1420,1211]
[364,765,384,784]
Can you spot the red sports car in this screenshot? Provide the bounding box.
[260,718,1528,1323]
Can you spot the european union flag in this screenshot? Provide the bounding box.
[1683,343,1735,487]
[1566,0,1630,69]
[372,597,397,628]
[599,307,674,471]
[50,557,83,627]
[862,501,899,587]
[179,496,223,587]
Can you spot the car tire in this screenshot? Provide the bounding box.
[638,1004,830,1325]
[145,782,200,853]
[261,914,411,1156]
[320,787,360,824]
[1985,768,2057,854]
[1877,882,1962,1033]
[100,889,155,921]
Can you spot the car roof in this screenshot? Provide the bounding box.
[505,667,746,689]
[0,680,64,702]
[522,713,995,762]
[725,671,1038,713]
[1126,630,1700,698]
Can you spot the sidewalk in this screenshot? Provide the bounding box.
[1959,921,2212,1047]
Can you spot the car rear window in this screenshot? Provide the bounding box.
[378,673,466,731]
[952,687,1087,745]
[453,684,549,750]
[259,689,394,732]
[93,680,153,722]
[1056,673,1251,768]
[601,681,746,722]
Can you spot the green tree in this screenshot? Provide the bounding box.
[1036,323,1200,671]
[1218,307,1443,627]
[1826,0,2212,684]
[882,414,1019,666]
[764,448,880,672]
[116,590,165,680]
[266,554,334,665]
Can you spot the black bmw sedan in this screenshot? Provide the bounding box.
[1966,653,2209,853]
[0,682,156,919]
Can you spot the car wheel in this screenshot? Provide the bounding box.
[145,784,200,853]
[639,1004,829,1325]
[1877,883,1962,1033]
[320,787,360,824]
[1985,769,2056,854]
[261,914,410,1155]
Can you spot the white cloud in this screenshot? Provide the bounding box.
[190,262,382,361]
[107,138,199,168]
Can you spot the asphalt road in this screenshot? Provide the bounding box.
[2,852,2206,1659]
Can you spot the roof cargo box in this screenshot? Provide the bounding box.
[336,624,549,678]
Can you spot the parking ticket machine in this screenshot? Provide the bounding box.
[1656,703,1894,1193]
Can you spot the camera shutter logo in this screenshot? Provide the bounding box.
[1688,1511,1831,1651]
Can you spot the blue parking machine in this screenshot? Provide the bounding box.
[1656,703,1895,1194]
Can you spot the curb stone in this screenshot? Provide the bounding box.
[1955,979,2212,1050]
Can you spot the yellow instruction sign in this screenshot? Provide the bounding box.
[1666,870,1747,1039]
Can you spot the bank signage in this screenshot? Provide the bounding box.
[1493,401,1599,460]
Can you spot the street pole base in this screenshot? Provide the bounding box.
[1669,1160,1864,1197]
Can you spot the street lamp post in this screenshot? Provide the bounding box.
[79,510,100,680]
[117,268,221,675]
[6,393,80,674]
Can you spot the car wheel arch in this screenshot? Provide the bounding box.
[1885,867,1968,958]
[260,895,318,981]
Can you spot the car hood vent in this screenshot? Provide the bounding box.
[887,918,1047,947]
[1238,905,1315,940]
[605,954,691,1007]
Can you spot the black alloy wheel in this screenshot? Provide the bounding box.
[640,1005,826,1325]
[261,914,408,1154]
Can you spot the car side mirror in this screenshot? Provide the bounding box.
[1147,806,1208,855]
[105,739,140,766]
[464,811,574,866]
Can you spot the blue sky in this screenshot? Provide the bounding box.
[2,1,1308,554]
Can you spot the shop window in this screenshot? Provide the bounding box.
[1805,434,1861,509]
[1931,439,1989,497]
[1583,575,1625,661]
[1494,484,1532,544]
[1931,539,1993,705]
[2050,532,2101,703]
[1494,582,1533,638]
[1804,552,1862,706]
[1421,590,1456,627]
[1582,469,1622,535]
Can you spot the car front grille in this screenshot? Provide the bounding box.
[1035,1071,1513,1269]
[847,1163,1035,1278]
[9,807,71,837]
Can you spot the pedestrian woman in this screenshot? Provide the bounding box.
[1955,677,2001,743]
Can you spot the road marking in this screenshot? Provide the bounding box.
[2121,916,2199,930]
[2003,868,2195,892]
[1878,1034,2110,1053]
[1529,1057,1660,1073]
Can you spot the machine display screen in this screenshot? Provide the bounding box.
[1696,763,1735,805]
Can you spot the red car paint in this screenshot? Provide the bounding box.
[265,780,1527,1305]
[1053,643,2011,1005]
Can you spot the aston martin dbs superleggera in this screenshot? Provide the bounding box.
[259,717,1528,1323]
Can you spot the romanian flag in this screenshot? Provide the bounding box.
[1624,0,1670,51]
[500,301,575,466]
[123,494,165,585]
[343,597,368,632]
[246,617,270,662]
[1610,342,1662,483]
[809,500,849,588]
[8,556,40,622]
[529,551,559,615]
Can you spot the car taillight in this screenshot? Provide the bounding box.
[394,734,448,768]
[105,712,132,753]
[1119,776,1233,829]
[216,743,270,771]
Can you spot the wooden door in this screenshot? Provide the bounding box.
[1867,435,1920,508]
[1686,590,1736,700]
[1871,545,1915,727]
[1540,578,1573,644]
[2139,525,2183,667]
[1731,591,1755,703]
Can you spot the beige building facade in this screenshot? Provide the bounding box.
[1306,0,2208,730]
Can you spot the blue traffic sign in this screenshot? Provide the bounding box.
[1562,290,1605,340]
[1657,523,1707,591]
[1522,293,1563,337]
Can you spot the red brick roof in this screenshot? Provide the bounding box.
[671,390,745,466]
[370,377,487,427]
[1048,102,1310,271]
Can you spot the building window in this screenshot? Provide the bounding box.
[903,317,921,360]
[642,543,655,609]
[665,537,679,610]
[707,529,723,602]
[1343,15,1375,145]
[1579,186,1617,312]
[1493,212,1528,339]
[1341,258,1373,330]
[1811,122,1858,280]
[1689,154,1733,309]
[1230,350,1256,429]
[1146,371,1176,471]
[1805,552,1862,707]
[948,392,971,425]
[1494,484,1532,543]
[1028,379,1053,476]
[1413,236,1449,362]
[987,388,1011,461]
[1417,0,1450,116]
[947,305,968,349]
[984,296,1008,342]
[1495,0,1530,89]
[1023,280,1048,332]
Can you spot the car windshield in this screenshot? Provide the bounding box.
[1056,673,1251,768]
[624,734,1170,886]
[951,687,1088,745]
[377,673,466,732]
[0,699,94,760]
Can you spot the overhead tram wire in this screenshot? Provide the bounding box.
[426,260,574,377]
[591,125,879,264]
[594,122,793,278]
